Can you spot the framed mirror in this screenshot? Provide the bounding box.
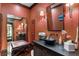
[7,14,28,41]
[47,3,65,31]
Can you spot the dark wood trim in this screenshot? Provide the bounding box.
[50,3,64,8]
[18,3,38,9]
[29,3,38,9]
[0,13,3,52]
[17,3,30,9]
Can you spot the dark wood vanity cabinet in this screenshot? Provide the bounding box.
[33,40,79,56]
[33,42,63,56]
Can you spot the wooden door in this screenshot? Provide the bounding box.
[0,13,2,52]
[31,20,35,41]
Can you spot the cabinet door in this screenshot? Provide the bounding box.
[33,43,63,56]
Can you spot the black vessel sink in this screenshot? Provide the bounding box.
[44,39,56,46]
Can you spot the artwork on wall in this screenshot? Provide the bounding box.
[58,14,64,21]
[47,4,64,31]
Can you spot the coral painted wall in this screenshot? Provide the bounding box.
[0,4,1,13]
[1,3,30,18]
[64,4,79,41]
[30,3,79,42]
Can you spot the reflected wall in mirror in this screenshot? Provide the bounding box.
[47,4,64,31]
[7,14,28,42]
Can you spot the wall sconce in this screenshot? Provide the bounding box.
[17,23,24,31]
[21,23,23,26]
[21,22,27,32]
[40,10,45,17]
[66,3,74,18]
[66,3,74,7]
[59,30,68,44]
[17,25,21,32]
[39,10,45,24]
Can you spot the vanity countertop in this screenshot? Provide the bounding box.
[33,40,79,56]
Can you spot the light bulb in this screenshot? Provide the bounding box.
[66,3,70,7]
[40,11,44,16]
[70,3,74,6]
[66,3,74,7]
[21,23,23,26]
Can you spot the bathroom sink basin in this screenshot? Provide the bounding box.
[44,40,56,46]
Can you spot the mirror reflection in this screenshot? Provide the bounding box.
[47,4,64,31]
[7,14,27,41]
[7,14,28,56]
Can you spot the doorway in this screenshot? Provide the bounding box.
[6,14,28,56]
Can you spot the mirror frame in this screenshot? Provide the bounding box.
[6,14,28,41]
[46,3,65,31]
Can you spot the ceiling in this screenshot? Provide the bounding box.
[20,3,34,7]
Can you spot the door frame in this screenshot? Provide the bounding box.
[31,19,35,41]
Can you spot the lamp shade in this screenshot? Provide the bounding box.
[40,11,45,16]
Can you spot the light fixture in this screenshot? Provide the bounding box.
[66,3,70,7]
[17,25,21,30]
[40,10,45,16]
[70,3,74,6]
[66,3,74,7]
[21,23,23,26]
[16,5,20,10]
